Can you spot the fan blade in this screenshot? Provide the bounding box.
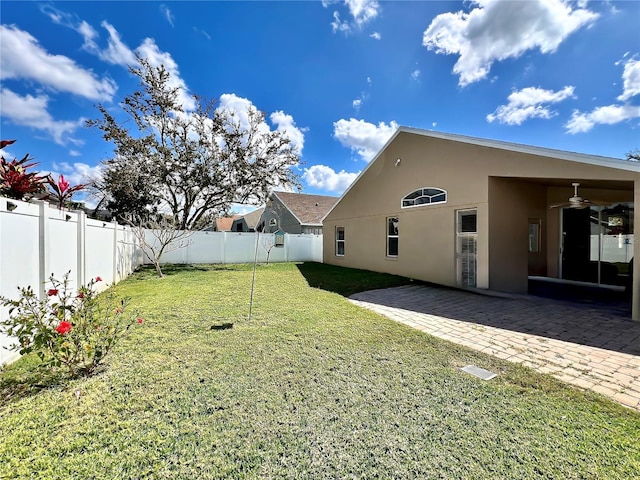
[549,202,571,209]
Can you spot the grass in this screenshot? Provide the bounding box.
[1,262,639,479]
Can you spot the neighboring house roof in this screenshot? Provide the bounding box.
[271,192,339,226]
[323,126,640,222]
[215,215,241,232]
[239,207,265,229]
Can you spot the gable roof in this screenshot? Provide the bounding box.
[215,215,241,232]
[271,192,339,226]
[323,126,640,222]
[239,207,264,229]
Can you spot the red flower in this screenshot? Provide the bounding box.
[57,174,70,194]
[95,276,102,282]
[56,321,72,335]
[137,317,144,324]
[1,139,16,149]
[77,292,85,299]
[47,288,59,296]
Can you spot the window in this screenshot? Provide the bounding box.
[528,219,540,253]
[387,217,399,257]
[402,187,447,208]
[456,210,477,287]
[336,226,345,256]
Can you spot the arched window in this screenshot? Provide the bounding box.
[401,187,447,208]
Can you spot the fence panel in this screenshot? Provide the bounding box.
[1,196,324,365]
[0,198,142,365]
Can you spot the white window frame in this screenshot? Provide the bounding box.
[335,226,345,256]
[386,217,399,257]
[401,187,447,209]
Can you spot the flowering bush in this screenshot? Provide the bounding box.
[0,139,49,200]
[0,272,142,377]
[45,173,86,209]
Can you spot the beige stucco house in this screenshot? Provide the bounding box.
[322,128,640,320]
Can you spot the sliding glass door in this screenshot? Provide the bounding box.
[561,203,634,286]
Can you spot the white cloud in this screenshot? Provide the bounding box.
[194,27,211,40]
[352,98,362,111]
[39,4,98,51]
[333,118,398,162]
[52,161,102,185]
[69,150,81,157]
[160,4,175,27]
[422,0,598,86]
[218,94,306,155]
[370,32,381,40]
[0,25,116,101]
[327,0,381,33]
[270,111,306,155]
[618,57,640,101]
[565,105,640,134]
[0,88,85,145]
[411,69,421,80]
[487,86,575,125]
[367,76,372,86]
[96,21,138,67]
[303,165,359,194]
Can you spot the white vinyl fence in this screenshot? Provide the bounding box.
[148,230,323,265]
[0,197,141,365]
[0,196,323,364]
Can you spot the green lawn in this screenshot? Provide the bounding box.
[1,263,639,479]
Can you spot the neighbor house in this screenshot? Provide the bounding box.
[213,215,241,232]
[322,127,640,320]
[259,192,339,234]
[231,207,264,232]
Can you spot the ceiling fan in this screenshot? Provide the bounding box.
[549,183,607,209]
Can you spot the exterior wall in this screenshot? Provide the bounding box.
[324,132,638,296]
[261,198,303,234]
[488,178,547,292]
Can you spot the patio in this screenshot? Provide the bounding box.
[350,283,640,410]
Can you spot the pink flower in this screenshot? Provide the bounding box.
[95,276,102,282]
[77,292,85,299]
[47,288,59,296]
[56,321,72,335]
[57,175,70,194]
[137,317,144,324]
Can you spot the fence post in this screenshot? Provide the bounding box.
[221,231,226,265]
[112,219,118,283]
[76,209,86,287]
[35,200,50,300]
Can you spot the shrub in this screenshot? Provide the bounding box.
[0,272,142,377]
[0,139,48,200]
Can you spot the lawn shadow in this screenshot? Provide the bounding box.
[133,263,243,280]
[295,262,414,298]
[0,364,71,405]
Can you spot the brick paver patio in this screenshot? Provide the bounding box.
[350,285,640,410]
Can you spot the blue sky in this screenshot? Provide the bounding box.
[1,1,639,211]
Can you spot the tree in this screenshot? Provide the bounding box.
[128,215,193,278]
[626,148,640,162]
[87,58,300,230]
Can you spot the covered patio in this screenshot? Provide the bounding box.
[487,177,638,320]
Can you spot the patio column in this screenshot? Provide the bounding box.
[633,180,640,321]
